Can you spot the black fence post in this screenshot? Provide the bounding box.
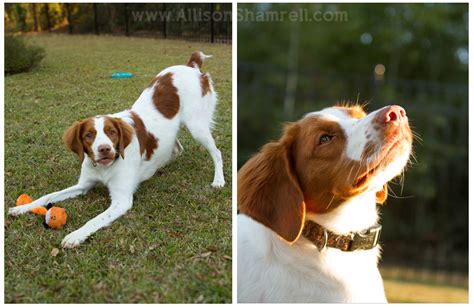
[65,3,73,34]
[44,3,51,32]
[163,3,167,39]
[210,3,215,43]
[124,3,129,36]
[93,3,99,35]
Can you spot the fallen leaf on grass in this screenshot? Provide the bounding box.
[196,294,204,303]
[129,245,135,254]
[189,251,213,260]
[131,292,145,302]
[200,251,212,258]
[168,231,184,239]
[93,281,105,291]
[50,248,59,257]
[223,255,232,261]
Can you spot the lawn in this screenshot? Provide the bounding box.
[384,279,468,303]
[382,267,468,303]
[4,34,232,303]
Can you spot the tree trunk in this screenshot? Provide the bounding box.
[32,3,38,32]
[44,3,51,32]
[210,3,215,43]
[65,3,72,34]
[162,3,167,39]
[124,4,129,36]
[93,3,99,35]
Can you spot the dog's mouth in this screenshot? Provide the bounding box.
[353,139,402,188]
[97,157,114,165]
[95,154,117,165]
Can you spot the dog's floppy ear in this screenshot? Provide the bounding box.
[112,118,133,159]
[63,120,85,162]
[376,184,388,204]
[238,124,305,243]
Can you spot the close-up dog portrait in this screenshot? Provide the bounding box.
[4,2,232,303]
[238,104,412,302]
[237,2,468,304]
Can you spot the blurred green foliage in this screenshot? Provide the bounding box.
[5,35,45,74]
[238,3,467,272]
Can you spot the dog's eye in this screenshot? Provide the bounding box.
[109,129,116,136]
[84,132,94,140]
[319,135,333,145]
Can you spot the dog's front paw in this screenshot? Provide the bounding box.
[211,178,225,188]
[8,206,29,216]
[62,231,88,249]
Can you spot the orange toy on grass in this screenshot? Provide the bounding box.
[16,194,67,229]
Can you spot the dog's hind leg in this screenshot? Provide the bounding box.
[185,121,225,188]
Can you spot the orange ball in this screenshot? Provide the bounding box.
[16,194,33,206]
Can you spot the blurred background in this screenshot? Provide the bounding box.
[5,3,231,43]
[238,3,468,303]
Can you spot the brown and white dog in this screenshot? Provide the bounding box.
[9,52,225,248]
[237,104,412,303]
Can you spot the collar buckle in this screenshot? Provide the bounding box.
[318,229,328,251]
[348,225,382,251]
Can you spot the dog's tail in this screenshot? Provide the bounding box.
[186,51,212,70]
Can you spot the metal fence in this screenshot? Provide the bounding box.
[6,3,232,43]
[238,62,468,281]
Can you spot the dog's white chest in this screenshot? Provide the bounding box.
[237,214,387,303]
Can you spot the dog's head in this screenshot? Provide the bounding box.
[238,104,413,243]
[63,116,133,166]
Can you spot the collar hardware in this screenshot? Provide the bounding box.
[302,220,382,252]
[348,224,382,251]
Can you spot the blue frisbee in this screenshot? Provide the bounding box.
[111,72,134,78]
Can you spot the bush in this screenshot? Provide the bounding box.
[5,35,45,74]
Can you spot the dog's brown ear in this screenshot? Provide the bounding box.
[376,184,388,204]
[112,118,133,159]
[238,124,305,243]
[63,121,85,162]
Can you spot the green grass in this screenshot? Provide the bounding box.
[382,267,468,303]
[4,34,232,303]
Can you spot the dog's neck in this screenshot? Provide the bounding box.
[305,190,380,235]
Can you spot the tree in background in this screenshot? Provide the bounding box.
[4,3,232,43]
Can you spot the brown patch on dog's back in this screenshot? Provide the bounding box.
[151,72,180,119]
[130,111,159,160]
[148,76,160,88]
[187,51,203,69]
[200,73,211,96]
